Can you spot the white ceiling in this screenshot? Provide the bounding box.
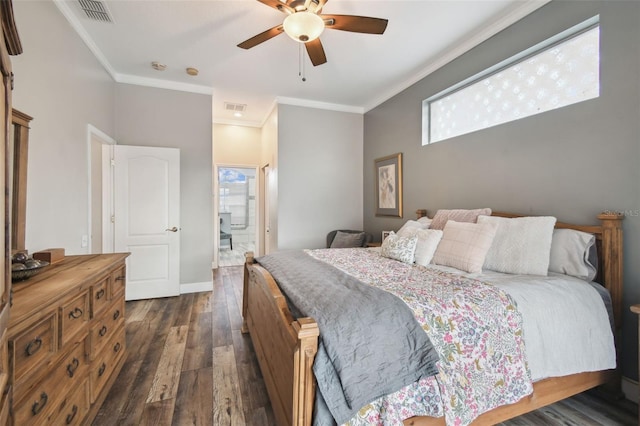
[53,0,549,127]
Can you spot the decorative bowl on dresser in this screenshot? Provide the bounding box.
[8,253,129,425]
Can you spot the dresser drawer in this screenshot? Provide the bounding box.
[60,291,90,346]
[111,266,126,299]
[90,298,125,360]
[11,312,57,385]
[50,379,90,426]
[92,278,110,317]
[14,341,87,425]
[90,326,125,403]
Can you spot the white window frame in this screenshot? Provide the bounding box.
[422,15,600,145]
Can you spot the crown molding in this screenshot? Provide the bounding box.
[363,0,552,112]
[116,74,213,96]
[276,96,363,114]
[54,0,549,123]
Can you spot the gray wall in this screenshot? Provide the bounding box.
[114,84,213,285]
[364,1,640,380]
[278,104,363,249]
[12,0,115,254]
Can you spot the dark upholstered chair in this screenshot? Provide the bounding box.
[326,230,372,248]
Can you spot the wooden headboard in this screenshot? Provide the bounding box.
[415,209,624,329]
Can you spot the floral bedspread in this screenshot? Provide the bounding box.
[306,248,533,426]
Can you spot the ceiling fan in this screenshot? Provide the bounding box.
[238,0,389,66]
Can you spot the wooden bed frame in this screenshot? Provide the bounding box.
[242,211,624,426]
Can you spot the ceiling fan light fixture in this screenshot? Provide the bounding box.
[283,12,325,43]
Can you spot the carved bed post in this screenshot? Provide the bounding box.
[292,318,319,426]
[597,213,624,329]
[597,212,624,397]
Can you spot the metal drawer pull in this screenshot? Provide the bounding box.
[96,288,106,300]
[69,307,83,319]
[98,362,106,377]
[114,342,121,353]
[25,337,42,356]
[115,276,125,281]
[31,392,48,415]
[113,310,120,321]
[99,326,108,337]
[66,405,78,424]
[67,358,80,377]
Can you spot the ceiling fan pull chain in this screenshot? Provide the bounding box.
[299,43,306,82]
[298,43,307,81]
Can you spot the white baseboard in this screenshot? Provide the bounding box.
[180,281,213,294]
[622,376,638,402]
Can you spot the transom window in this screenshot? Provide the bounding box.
[422,16,600,145]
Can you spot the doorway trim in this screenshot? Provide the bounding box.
[213,163,260,269]
[87,124,116,254]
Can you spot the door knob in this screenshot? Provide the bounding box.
[165,227,178,232]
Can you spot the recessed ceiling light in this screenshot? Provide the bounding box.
[186,67,199,76]
[234,112,243,118]
[151,61,166,71]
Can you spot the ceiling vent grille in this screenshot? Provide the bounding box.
[224,102,247,113]
[78,0,113,23]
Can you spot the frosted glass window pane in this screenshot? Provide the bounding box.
[425,25,599,144]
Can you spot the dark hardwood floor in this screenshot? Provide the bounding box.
[93,266,637,426]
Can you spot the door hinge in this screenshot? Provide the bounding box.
[110,158,115,167]
[111,215,115,223]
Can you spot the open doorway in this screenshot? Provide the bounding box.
[217,166,258,267]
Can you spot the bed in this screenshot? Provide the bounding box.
[241,210,624,426]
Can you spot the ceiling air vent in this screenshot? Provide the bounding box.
[78,0,114,23]
[224,102,247,113]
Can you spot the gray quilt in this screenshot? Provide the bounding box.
[256,250,439,425]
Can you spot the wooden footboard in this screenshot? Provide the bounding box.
[242,252,319,426]
[242,212,623,426]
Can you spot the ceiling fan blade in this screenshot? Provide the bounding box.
[238,25,284,49]
[305,38,327,66]
[323,14,388,34]
[257,0,294,14]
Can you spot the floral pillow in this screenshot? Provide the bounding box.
[396,227,443,266]
[381,232,418,264]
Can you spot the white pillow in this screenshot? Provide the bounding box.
[398,227,443,266]
[417,216,432,228]
[413,229,443,266]
[432,221,498,273]
[548,228,597,281]
[396,220,428,237]
[478,215,557,275]
[381,232,418,264]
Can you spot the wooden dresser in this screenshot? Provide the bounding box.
[8,253,128,425]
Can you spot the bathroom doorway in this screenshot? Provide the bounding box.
[217,166,258,267]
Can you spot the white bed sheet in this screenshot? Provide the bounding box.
[425,264,616,380]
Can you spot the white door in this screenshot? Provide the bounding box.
[263,165,271,255]
[114,145,180,300]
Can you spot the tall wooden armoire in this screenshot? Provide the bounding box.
[0,1,22,422]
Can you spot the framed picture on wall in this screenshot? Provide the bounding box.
[375,153,403,217]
